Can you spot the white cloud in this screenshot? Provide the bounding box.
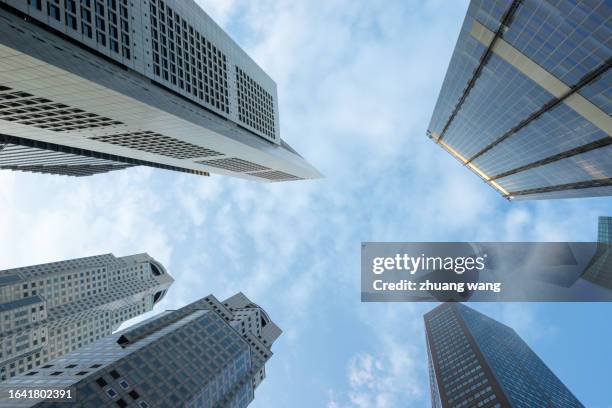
[194,0,239,27]
[0,168,172,269]
[498,303,558,344]
[1,0,610,406]
[331,343,423,408]
[326,301,428,407]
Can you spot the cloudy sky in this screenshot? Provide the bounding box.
[1,0,611,406]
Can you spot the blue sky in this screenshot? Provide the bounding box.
[1,0,611,406]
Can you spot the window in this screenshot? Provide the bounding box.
[90,131,221,159]
[0,90,123,132]
[110,370,120,379]
[197,157,269,173]
[236,67,276,139]
[96,377,108,387]
[116,399,128,408]
[50,371,63,376]
[148,1,229,113]
[106,387,117,398]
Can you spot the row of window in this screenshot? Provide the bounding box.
[149,0,230,114]
[28,0,132,58]
[5,2,279,149]
[236,67,276,139]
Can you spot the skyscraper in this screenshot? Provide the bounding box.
[427,0,611,200]
[0,0,320,182]
[1,292,281,408]
[597,216,612,242]
[425,303,584,408]
[582,216,612,289]
[0,253,173,381]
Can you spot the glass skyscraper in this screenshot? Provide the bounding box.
[0,254,173,382]
[0,0,320,182]
[0,293,281,407]
[582,216,612,289]
[427,0,611,200]
[425,303,584,408]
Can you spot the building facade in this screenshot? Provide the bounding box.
[597,216,612,242]
[0,253,173,381]
[583,216,612,289]
[427,0,611,200]
[0,0,320,182]
[425,303,584,408]
[0,292,281,408]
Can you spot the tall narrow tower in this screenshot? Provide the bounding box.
[425,303,584,408]
[0,254,173,381]
[1,293,280,408]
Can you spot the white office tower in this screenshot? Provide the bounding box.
[1,293,281,407]
[0,0,320,181]
[0,253,173,381]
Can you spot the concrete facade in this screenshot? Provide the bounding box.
[0,253,173,382]
[0,1,320,182]
[0,292,280,408]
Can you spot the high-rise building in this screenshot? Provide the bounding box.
[0,292,281,408]
[427,0,611,200]
[597,216,612,242]
[582,216,612,289]
[425,303,584,408]
[0,253,173,382]
[0,0,320,182]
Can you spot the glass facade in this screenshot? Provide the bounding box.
[428,0,611,200]
[425,303,584,408]
[424,304,506,408]
[458,305,584,408]
[598,216,612,243]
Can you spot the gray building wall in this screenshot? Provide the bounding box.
[0,139,134,176]
[0,0,321,181]
[1,0,279,144]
